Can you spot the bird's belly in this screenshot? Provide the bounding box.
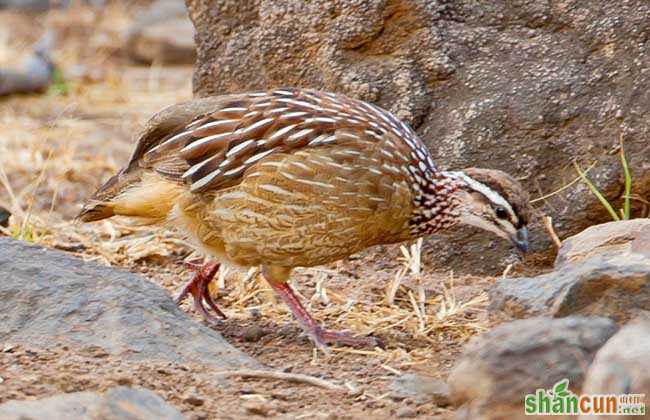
[203,185,408,268]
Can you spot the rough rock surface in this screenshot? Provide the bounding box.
[555,219,650,267]
[490,220,650,323]
[185,0,650,273]
[0,386,184,420]
[0,237,255,369]
[125,0,196,65]
[448,316,618,420]
[579,317,650,420]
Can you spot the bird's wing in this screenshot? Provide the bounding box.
[212,141,416,267]
[135,88,435,194]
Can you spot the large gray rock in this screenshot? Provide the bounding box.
[0,237,255,369]
[185,0,650,273]
[579,317,650,420]
[125,0,196,65]
[490,220,650,323]
[448,316,618,420]
[0,386,184,420]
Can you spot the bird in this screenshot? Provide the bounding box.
[78,87,531,350]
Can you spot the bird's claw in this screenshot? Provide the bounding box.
[175,261,226,322]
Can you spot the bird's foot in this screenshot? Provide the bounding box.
[175,260,226,323]
[269,281,384,352]
[311,326,385,350]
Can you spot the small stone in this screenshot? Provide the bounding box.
[270,389,292,401]
[183,395,204,407]
[248,308,262,319]
[114,376,133,386]
[244,402,271,416]
[389,374,450,405]
[242,325,269,342]
[396,406,417,418]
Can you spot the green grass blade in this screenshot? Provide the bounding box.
[620,137,632,220]
[573,161,620,221]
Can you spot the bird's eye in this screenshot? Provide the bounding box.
[495,207,509,220]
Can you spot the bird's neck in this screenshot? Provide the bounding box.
[408,170,467,237]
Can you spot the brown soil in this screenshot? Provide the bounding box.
[0,4,546,419]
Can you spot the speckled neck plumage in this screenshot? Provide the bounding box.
[408,172,464,237]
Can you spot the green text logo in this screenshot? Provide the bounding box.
[525,379,646,416]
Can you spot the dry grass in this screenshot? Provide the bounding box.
[0,4,490,373]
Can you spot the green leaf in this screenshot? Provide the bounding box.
[620,135,632,220]
[553,379,569,397]
[574,161,621,221]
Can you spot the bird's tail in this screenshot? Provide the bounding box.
[76,171,128,222]
[77,166,180,223]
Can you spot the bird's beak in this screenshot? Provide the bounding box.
[509,226,529,254]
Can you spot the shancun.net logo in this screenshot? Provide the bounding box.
[525,379,646,416]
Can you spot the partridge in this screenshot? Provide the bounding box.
[79,88,531,349]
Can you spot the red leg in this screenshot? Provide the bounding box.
[175,261,226,323]
[269,281,384,350]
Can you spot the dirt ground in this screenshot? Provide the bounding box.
[0,4,545,419]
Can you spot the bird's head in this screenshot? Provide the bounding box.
[444,168,532,253]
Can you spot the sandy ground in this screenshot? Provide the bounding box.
[0,4,539,419]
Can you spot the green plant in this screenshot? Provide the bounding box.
[47,67,70,96]
[574,136,633,221]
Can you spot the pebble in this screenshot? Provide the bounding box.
[114,376,133,386]
[389,374,450,405]
[244,402,271,416]
[396,406,417,418]
[184,395,205,407]
[270,389,293,401]
[242,325,269,342]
